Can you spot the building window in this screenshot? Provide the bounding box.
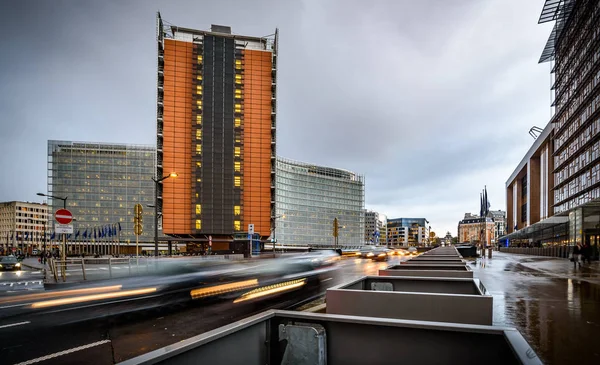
[196,204,201,215]
[197,100,203,106]
[197,55,203,63]
[234,220,241,231]
[196,219,201,229]
[521,175,528,198]
[234,161,241,172]
[197,75,203,81]
[234,206,241,215]
[196,115,202,125]
[196,145,202,154]
[234,118,241,127]
[196,161,202,168]
[234,147,241,157]
[234,176,241,187]
[196,130,202,140]
[521,204,527,223]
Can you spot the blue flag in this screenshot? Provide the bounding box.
[113,225,117,235]
[50,232,55,240]
[75,230,80,239]
[118,222,122,232]
[94,228,97,239]
[108,226,112,237]
[67,234,72,240]
[83,229,88,239]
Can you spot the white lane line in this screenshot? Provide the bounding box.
[14,339,111,365]
[0,321,30,329]
[322,277,334,282]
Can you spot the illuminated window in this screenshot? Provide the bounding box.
[234,118,241,127]
[235,60,242,65]
[235,74,242,80]
[197,75,203,81]
[197,55,203,62]
[195,193,199,198]
[196,178,202,182]
[196,219,202,230]
[196,161,202,168]
[196,115,202,124]
[235,103,241,109]
[234,220,241,231]
[235,136,241,143]
[197,100,203,106]
[234,206,241,215]
[235,89,242,95]
[234,176,241,186]
[196,144,202,154]
[235,93,241,99]
[196,130,202,139]
[234,161,241,172]
[196,204,202,214]
[234,147,241,157]
[235,79,241,85]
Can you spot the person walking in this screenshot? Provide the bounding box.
[582,242,592,265]
[572,244,582,268]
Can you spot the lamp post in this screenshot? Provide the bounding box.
[152,172,178,257]
[37,192,68,280]
[271,214,285,254]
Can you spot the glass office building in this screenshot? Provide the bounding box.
[47,141,156,244]
[274,157,365,246]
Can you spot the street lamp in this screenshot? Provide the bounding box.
[152,172,177,257]
[37,193,67,209]
[271,214,285,254]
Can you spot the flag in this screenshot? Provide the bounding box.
[113,225,117,236]
[75,230,80,239]
[83,229,88,239]
[484,186,490,216]
[67,234,72,240]
[108,226,112,237]
[118,222,122,232]
[94,228,97,240]
[51,232,55,240]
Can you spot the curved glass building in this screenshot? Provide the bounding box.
[274,157,365,246]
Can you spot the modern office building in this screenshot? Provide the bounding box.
[364,210,385,244]
[501,1,600,259]
[274,157,365,247]
[156,13,277,248]
[0,201,48,254]
[47,140,156,244]
[386,218,428,246]
[458,213,495,245]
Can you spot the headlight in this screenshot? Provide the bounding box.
[366,252,374,257]
[0,264,3,268]
[15,263,21,267]
[378,253,386,257]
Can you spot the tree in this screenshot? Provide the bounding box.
[451,237,459,244]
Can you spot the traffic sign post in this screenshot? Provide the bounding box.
[134,204,143,266]
[54,208,72,282]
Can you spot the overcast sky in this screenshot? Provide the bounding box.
[0,0,553,236]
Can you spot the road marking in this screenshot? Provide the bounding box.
[0,321,30,329]
[322,277,334,282]
[14,339,111,365]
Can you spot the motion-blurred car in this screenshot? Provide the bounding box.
[359,246,389,261]
[407,247,418,256]
[0,256,22,271]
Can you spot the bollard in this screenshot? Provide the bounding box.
[81,259,87,280]
[108,257,112,278]
[128,258,131,276]
[488,246,492,258]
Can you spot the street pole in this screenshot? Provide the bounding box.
[154,178,159,257]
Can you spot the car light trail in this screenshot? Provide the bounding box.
[0,285,124,305]
[30,287,156,308]
[233,278,306,303]
[190,279,259,300]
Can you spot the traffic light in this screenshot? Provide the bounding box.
[333,218,339,238]
[134,203,143,236]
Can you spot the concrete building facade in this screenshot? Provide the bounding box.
[458,213,495,245]
[364,210,385,244]
[386,218,428,246]
[0,201,49,254]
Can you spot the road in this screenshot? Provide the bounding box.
[0,255,396,365]
[0,267,44,293]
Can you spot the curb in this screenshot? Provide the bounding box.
[21,263,46,271]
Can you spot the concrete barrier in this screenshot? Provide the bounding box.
[379,264,473,278]
[118,310,542,365]
[326,276,493,325]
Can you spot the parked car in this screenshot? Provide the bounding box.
[0,256,22,271]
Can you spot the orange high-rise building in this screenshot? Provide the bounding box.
[156,13,277,247]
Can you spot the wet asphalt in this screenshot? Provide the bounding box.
[472,251,600,365]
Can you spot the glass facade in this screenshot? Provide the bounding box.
[386,218,428,246]
[274,157,365,246]
[47,141,156,243]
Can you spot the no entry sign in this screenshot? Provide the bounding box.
[55,209,73,225]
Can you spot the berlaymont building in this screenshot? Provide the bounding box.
[273,157,365,247]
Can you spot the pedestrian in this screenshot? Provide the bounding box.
[582,242,592,265]
[572,244,582,268]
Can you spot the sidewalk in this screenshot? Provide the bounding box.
[21,257,47,271]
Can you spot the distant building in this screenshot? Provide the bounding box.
[489,210,506,243]
[274,157,365,246]
[0,201,49,254]
[364,210,385,244]
[47,141,156,247]
[386,218,428,246]
[458,213,495,245]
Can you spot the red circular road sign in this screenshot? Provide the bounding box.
[55,209,73,225]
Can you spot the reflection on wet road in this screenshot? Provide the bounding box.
[473,252,600,365]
